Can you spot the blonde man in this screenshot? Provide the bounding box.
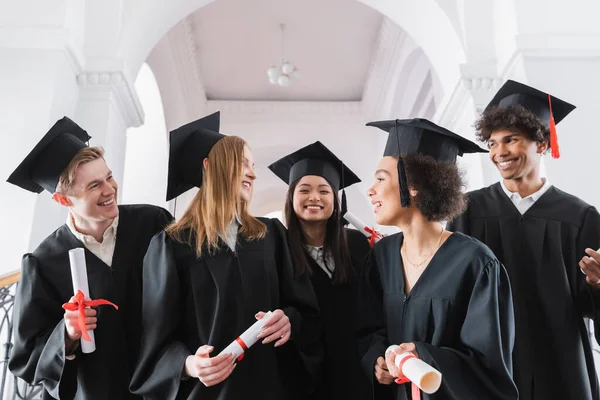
[7,117,172,399]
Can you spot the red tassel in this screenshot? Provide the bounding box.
[548,94,560,159]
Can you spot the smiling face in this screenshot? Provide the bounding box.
[488,129,547,181]
[367,156,404,226]
[292,175,335,223]
[239,145,256,203]
[65,158,119,224]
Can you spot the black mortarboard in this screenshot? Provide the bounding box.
[484,79,576,158]
[166,111,225,201]
[7,117,91,194]
[268,141,361,224]
[367,118,487,207]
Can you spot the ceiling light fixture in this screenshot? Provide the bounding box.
[267,23,299,87]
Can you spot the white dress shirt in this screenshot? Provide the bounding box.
[220,215,241,252]
[66,213,119,267]
[304,245,335,279]
[500,178,552,215]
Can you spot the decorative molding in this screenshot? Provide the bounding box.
[410,72,435,118]
[460,76,502,92]
[180,17,207,103]
[460,75,502,112]
[206,100,363,117]
[165,17,208,116]
[361,17,407,117]
[77,71,144,127]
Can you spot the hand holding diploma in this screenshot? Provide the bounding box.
[579,248,600,287]
[374,356,395,385]
[185,345,236,387]
[386,343,442,398]
[256,309,291,347]
[64,296,97,342]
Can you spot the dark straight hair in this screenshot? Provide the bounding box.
[284,180,353,285]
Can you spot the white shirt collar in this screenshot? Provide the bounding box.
[500,178,551,202]
[304,244,335,279]
[66,212,119,245]
[66,212,119,266]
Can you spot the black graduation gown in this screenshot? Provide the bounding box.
[357,232,518,400]
[447,182,600,400]
[306,228,373,400]
[9,205,173,400]
[130,217,321,400]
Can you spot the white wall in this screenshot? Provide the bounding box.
[0,49,79,275]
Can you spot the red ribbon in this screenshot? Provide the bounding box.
[364,226,382,247]
[235,337,248,361]
[62,290,118,342]
[395,354,421,400]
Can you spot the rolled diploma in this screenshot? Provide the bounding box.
[218,311,273,360]
[394,351,442,394]
[343,212,380,243]
[68,248,95,353]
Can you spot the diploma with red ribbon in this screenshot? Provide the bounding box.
[66,248,118,353]
[343,211,382,247]
[386,345,442,400]
[62,290,118,341]
[218,311,273,362]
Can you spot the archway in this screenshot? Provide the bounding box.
[117,0,466,105]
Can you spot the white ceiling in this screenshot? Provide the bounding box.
[188,0,383,101]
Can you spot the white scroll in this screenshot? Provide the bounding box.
[219,311,273,361]
[343,211,381,244]
[386,345,442,394]
[68,248,95,354]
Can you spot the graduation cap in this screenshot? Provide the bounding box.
[268,141,361,224]
[485,79,576,159]
[367,118,488,207]
[166,111,225,201]
[7,117,91,194]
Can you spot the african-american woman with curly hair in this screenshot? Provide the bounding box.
[358,118,518,400]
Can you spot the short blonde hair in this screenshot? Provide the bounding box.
[56,146,105,194]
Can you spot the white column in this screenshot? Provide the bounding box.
[74,71,144,203]
[437,0,520,190]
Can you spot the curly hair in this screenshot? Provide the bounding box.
[402,153,467,222]
[475,105,549,145]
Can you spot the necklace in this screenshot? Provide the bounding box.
[401,226,444,269]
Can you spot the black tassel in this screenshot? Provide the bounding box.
[340,189,349,226]
[397,157,410,207]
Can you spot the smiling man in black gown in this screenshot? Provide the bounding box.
[448,80,600,400]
